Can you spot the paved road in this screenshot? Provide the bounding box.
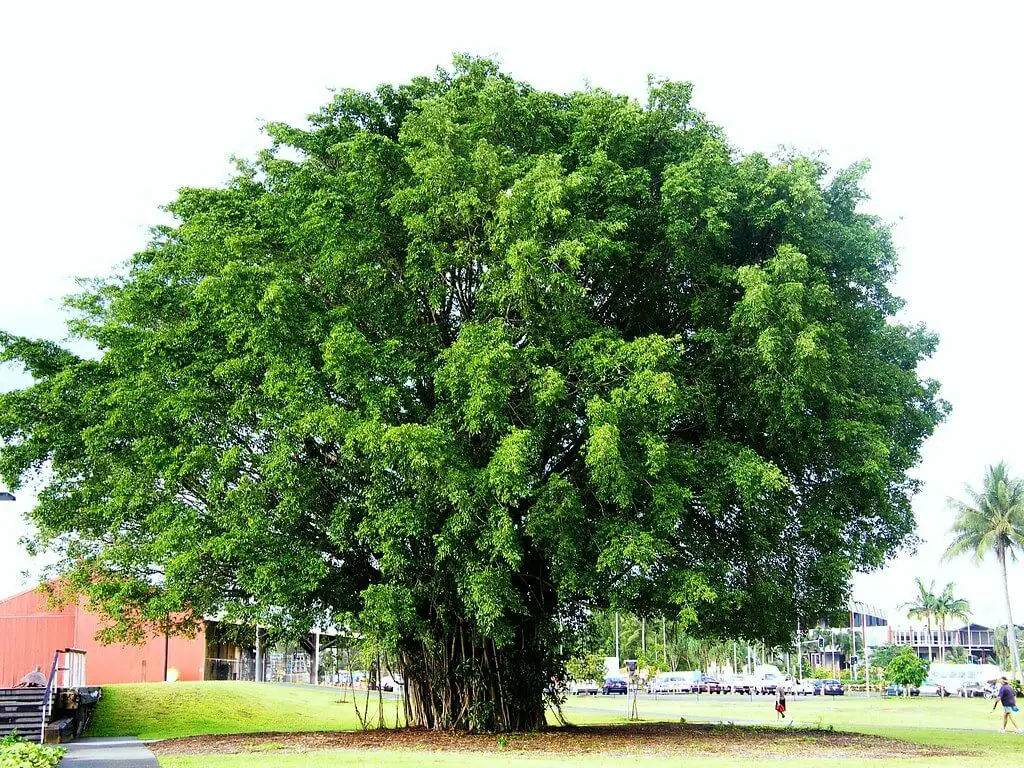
[59,737,158,768]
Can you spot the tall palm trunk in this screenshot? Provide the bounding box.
[939,616,945,663]
[999,545,1023,681]
[926,616,933,662]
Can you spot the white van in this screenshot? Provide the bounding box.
[927,663,1004,696]
[753,664,784,694]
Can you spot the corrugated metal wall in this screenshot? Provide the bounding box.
[73,609,206,684]
[0,585,207,685]
[0,587,75,687]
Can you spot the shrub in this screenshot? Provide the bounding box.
[886,646,928,691]
[0,735,65,768]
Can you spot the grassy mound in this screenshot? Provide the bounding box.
[89,682,396,740]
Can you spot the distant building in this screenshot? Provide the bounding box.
[0,583,345,687]
[889,623,1001,664]
[0,584,206,686]
[805,601,888,671]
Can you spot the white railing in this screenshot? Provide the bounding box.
[60,649,87,688]
[893,629,995,648]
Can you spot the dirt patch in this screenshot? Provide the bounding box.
[150,723,962,759]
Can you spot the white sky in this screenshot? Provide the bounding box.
[1,0,1021,629]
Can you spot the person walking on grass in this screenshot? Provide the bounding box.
[775,687,787,721]
[993,676,1022,733]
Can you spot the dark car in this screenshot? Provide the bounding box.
[821,679,844,695]
[603,676,628,695]
[885,683,920,697]
[698,676,722,694]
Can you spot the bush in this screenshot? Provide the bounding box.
[886,646,928,690]
[0,735,65,768]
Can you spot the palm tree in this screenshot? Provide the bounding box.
[902,578,938,661]
[946,645,969,664]
[945,462,1024,682]
[932,582,971,663]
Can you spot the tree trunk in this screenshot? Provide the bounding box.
[939,617,945,663]
[398,621,550,732]
[926,617,933,662]
[999,546,1023,682]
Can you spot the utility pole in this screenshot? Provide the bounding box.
[831,629,837,677]
[313,628,321,686]
[863,611,869,696]
[850,607,856,678]
[255,626,262,682]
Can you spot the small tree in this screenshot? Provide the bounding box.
[886,647,928,695]
[869,643,902,670]
[566,652,606,684]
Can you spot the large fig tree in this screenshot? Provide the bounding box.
[0,58,945,730]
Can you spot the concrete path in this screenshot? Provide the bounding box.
[59,737,159,768]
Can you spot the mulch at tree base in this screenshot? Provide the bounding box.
[150,722,961,759]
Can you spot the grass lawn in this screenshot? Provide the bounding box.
[562,690,1001,730]
[90,682,399,739]
[91,683,1024,767]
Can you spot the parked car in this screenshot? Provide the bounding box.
[885,683,920,697]
[787,679,816,696]
[371,673,403,692]
[821,679,844,695]
[725,675,755,694]
[698,676,722,694]
[956,681,986,698]
[569,680,600,695]
[754,675,782,695]
[603,676,629,695]
[753,665,784,695]
[918,680,951,697]
[647,672,695,695]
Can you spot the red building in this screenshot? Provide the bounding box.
[0,585,207,686]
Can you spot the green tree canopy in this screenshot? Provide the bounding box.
[0,57,945,731]
[565,652,606,684]
[868,643,902,670]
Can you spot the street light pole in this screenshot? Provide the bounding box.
[796,620,803,680]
